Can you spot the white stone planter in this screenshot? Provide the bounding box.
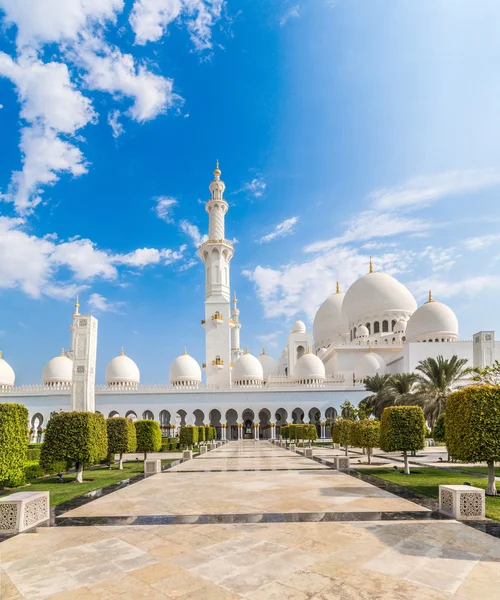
[304,448,313,458]
[334,457,350,470]
[289,443,296,451]
[333,443,340,450]
[183,450,193,461]
[144,459,162,475]
[0,492,50,534]
[439,485,485,520]
[200,446,207,454]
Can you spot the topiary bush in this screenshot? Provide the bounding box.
[198,425,206,444]
[432,412,446,443]
[0,403,29,488]
[26,447,41,461]
[303,424,318,445]
[351,419,380,464]
[135,420,162,459]
[332,419,353,456]
[179,425,199,448]
[107,417,137,469]
[446,385,500,495]
[40,412,108,482]
[380,406,426,474]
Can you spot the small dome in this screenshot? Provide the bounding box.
[0,352,15,388]
[292,319,306,334]
[106,350,140,386]
[343,270,417,327]
[170,351,202,385]
[394,320,407,334]
[313,289,348,348]
[355,352,386,377]
[257,350,278,379]
[232,352,263,383]
[43,352,72,385]
[294,352,325,381]
[356,325,369,338]
[405,295,458,342]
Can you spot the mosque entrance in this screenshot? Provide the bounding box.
[244,419,253,438]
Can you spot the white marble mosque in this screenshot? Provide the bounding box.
[1,164,498,440]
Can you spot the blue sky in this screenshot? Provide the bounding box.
[1,0,500,385]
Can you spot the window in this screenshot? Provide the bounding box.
[391,320,396,331]
[353,327,357,339]
[365,323,371,334]
[374,321,380,334]
[382,320,389,332]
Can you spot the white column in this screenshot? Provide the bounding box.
[70,305,98,413]
[221,422,227,440]
[321,422,326,439]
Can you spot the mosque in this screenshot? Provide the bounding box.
[0,164,498,440]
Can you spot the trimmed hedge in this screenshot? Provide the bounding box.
[351,419,380,464]
[205,425,216,441]
[446,385,500,495]
[161,438,180,452]
[432,412,446,443]
[26,447,41,461]
[198,426,206,443]
[107,418,137,467]
[40,412,108,481]
[380,406,426,474]
[332,419,353,456]
[179,425,199,447]
[0,403,29,488]
[135,420,162,458]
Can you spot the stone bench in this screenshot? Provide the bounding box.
[439,485,485,520]
[183,450,193,461]
[144,459,162,475]
[333,456,350,470]
[0,491,50,534]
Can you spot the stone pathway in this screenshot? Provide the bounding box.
[1,441,499,599]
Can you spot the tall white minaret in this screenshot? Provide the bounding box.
[199,161,234,386]
[70,296,98,411]
[231,291,243,364]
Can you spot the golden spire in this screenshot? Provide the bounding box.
[245,346,249,354]
[261,347,266,355]
[61,348,65,356]
[426,290,435,303]
[369,257,374,274]
[233,290,237,306]
[75,295,80,313]
[120,347,125,356]
[306,345,311,354]
[336,280,340,294]
[214,159,221,177]
[0,350,2,359]
[183,346,187,355]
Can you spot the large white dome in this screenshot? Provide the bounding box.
[43,352,72,385]
[343,271,417,327]
[257,350,278,379]
[232,352,263,383]
[355,352,386,377]
[294,352,325,382]
[292,320,306,334]
[406,295,458,342]
[0,352,15,388]
[170,351,202,385]
[106,350,140,386]
[313,289,348,348]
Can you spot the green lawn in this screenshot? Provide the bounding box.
[0,460,175,507]
[356,467,500,522]
[450,466,500,477]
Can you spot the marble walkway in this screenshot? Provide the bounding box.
[1,441,499,599]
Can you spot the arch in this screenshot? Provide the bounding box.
[209,409,222,439]
[296,345,305,361]
[207,267,211,285]
[142,410,154,420]
[353,327,357,339]
[382,320,389,332]
[31,413,44,428]
[242,408,255,438]
[325,407,337,424]
[373,321,380,334]
[258,408,272,439]
[108,410,120,418]
[292,407,304,424]
[176,409,187,427]
[159,410,171,426]
[125,410,137,420]
[226,408,238,440]
[193,409,205,426]
[274,407,288,437]
[308,407,321,424]
[365,323,371,335]
[391,319,397,331]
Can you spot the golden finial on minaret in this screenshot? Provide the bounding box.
[75,295,80,314]
[261,347,266,355]
[233,290,237,306]
[214,159,221,177]
[245,346,249,354]
[183,346,187,355]
[369,257,374,274]
[61,348,65,357]
[120,347,125,356]
[336,280,340,294]
[426,290,434,303]
[0,350,3,360]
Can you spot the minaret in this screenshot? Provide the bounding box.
[231,291,243,364]
[70,296,98,411]
[199,161,234,386]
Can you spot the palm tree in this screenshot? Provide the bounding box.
[362,374,392,418]
[414,355,468,426]
[387,373,418,405]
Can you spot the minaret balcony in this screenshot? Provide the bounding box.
[201,319,206,327]
[212,357,224,369]
[211,312,224,325]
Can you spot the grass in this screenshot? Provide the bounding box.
[0,459,175,507]
[450,465,500,477]
[356,467,500,522]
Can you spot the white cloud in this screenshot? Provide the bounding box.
[259,216,299,243]
[179,258,198,271]
[88,292,124,313]
[180,219,207,246]
[407,275,500,302]
[370,169,500,211]
[154,196,178,223]
[465,234,500,251]
[256,330,282,349]
[107,109,123,137]
[279,4,300,27]
[419,246,457,272]
[236,177,266,198]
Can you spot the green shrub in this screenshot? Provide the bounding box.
[26,447,41,461]
[301,424,318,444]
[40,412,108,482]
[432,412,446,443]
[180,425,199,447]
[446,385,500,495]
[380,406,426,474]
[24,463,45,481]
[135,420,162,458]
[332,419,353,456]
[351,419,380,464]
[198,426,206,443]
[0,403,29,488]
[204,425,216,441]
[107,418,136,468]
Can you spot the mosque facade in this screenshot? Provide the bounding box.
[1,165,498,440]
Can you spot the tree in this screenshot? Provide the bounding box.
[414,355,468,426]
[446,385,500,496]
[135,420,162,459]
[340,400,358,420]
[380,406,426,474]
[431,412,446,443]
[0,403,29,488]
[107,417,137,469]
[332,419,353,456]
[467,360,500,385]
[351,419,380,464]
[362,374,392,418]
[179,425,199,448]
[40,412,108,482]
[387,373,418,404]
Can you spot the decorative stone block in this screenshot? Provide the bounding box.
[144,459,162,475]
[439,485,485,520]
[333,443,340,450]
[289,443,296,451]
[334,457,350,470]
[303,448,313,458]
[0,492,50,534]
[183,450,193,461]
[200,446,207,453]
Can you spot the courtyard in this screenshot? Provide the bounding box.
[1,441,499,599]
